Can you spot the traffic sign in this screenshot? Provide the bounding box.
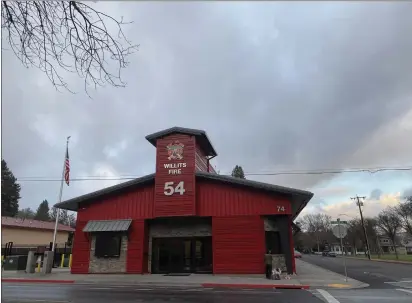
[332,225,348,238]
[331,220,348,225]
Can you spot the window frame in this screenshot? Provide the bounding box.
[94,232,123,258]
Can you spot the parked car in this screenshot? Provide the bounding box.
[322,250,337,257]
[294,249,302,258]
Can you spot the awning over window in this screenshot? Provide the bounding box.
[82,219,132,232]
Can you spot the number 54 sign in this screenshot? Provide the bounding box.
[164,181,186,196]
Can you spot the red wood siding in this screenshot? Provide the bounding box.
[212,216,265,274]
[71,219,90,274]
[78,185,154,220]
[126,220,146,273]
[197,181,292,217]
[195,144,217,174]
[154,134,196,217]
[208,165,217,174]
[195,144,208,172]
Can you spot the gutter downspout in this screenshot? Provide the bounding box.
[206,155,217,173]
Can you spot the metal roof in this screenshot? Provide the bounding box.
[145,127,218,157]
[195,172,313,197]
[55,172,313,220]
[1,216,75,232]
[83,219,132,232]
[54,173,155,211]
[195,172,314,220]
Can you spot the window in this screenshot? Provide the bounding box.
[265,231,282,254]
[94,232,122,258]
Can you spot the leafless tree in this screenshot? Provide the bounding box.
[377,208,402,259]
[346,219,363,254]
[299,213,332,252]
[395,197,412,237]
[1,1,138,96]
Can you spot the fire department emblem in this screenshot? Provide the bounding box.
[166,141,184,160]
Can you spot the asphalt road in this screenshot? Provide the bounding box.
[302,255,412,303]
[302,254,412,289]
[2,283,324,303]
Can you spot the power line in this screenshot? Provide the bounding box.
[15,166,412,182]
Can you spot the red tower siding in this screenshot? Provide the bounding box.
[154,134,196,217]
[71,220,90,274]
[126,220,146,273]
[195,144,208,172]
[212,216,265,274]
[197,181,292,217]
[195,144,217,174]
[78,186,154,220]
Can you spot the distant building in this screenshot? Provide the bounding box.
[1,216,74,249]
[377,235,407,255]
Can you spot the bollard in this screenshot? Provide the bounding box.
[60,254,65,268]
[69,254,72,268]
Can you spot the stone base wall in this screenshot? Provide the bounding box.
[89,235,128,273]
[271,254,287,272]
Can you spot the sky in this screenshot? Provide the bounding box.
[2,2,412,221]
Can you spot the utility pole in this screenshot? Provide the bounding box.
[351,195,371,260]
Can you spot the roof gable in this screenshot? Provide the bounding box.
[145,126,217,157]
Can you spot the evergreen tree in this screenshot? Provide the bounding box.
[1,159,21,217]
[231,165,246,179]
[34,200,51,221]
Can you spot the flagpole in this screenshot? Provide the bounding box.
[52,136,71,252]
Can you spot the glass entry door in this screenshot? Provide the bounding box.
[152,237,212,274]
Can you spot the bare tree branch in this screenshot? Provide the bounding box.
[1,1,138,96]
[395,198,412,237]
[377,208,402,259]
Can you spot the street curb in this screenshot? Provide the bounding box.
[1,279,310,289]
[2,278,75,284]
[341,257,412,265]
[201,283,310,289]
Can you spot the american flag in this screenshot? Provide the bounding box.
[64,145,70,186]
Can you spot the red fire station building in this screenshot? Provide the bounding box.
[56,127,313,275]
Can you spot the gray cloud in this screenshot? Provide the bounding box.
[2,2,412,209]
[403,188,412,198]
[370,189,383,200]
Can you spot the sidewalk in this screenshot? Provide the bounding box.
[295,259,368,289]
[1,259,367,290]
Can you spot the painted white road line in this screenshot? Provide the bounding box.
[397,289,412,295]
[385,280,412,284]
[316,289,340,303]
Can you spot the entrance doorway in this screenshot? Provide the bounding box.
[152,237,212,274]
